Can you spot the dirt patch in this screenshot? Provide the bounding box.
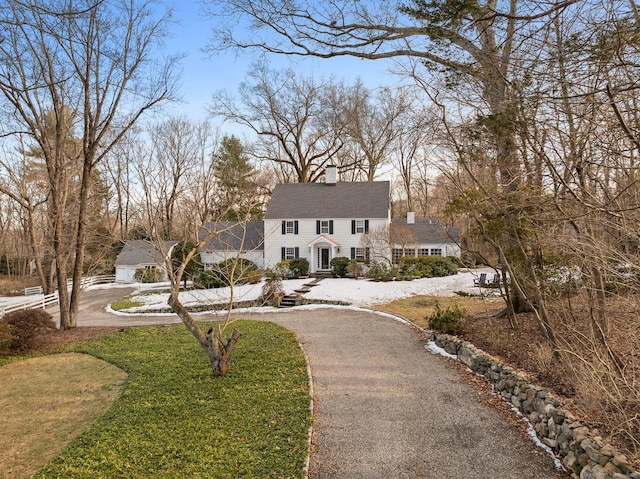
[0,352,127,479]
[29,327,125,353]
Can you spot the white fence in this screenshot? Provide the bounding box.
[2,275,116,319]
[0,293,60,319]
[23,275,116,296]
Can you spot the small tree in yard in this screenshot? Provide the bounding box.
[161,215,259,377]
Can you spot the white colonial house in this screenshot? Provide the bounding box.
[114,167,462,282]
[263,166,391,273]
[199,221,265,269]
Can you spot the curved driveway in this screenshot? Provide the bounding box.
[61,287,567,478]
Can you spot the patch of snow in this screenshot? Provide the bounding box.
[102,268,495,316]
[509,404,565,470]
[303,270,490,306]
[425,341,457,359]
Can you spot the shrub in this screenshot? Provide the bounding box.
[431,257,459,277]
[330,257,350,278]
[261,270,284,304]
[288,258,309,277]
[446,255,463,267]
[199,258,260,288]
[1,309,56,352]
[346,259,365,278]
[0,322,15,355]
[134,267,164,283]
[274,260,293,278]
[367,262,391,280]
[198,269,226,289]
[402,256,458,278]
[426,301,468,335]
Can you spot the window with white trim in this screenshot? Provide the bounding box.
[285,247,296,260]
[354,247,369,261]
[320,220,330,234]
[430,248,443,256]
[418,248,430,257]
[286,221,295,234]
[392,248,403,265]
[404,248,415,258]
[355,220,365,234]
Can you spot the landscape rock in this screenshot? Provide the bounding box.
[428,330,640,478]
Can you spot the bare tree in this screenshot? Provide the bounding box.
[211,62,344,183]
[0,138,53,290]
[137,117,211,239]
[341,82,414,181]
[161,211,264,377]
[0,0,178,328]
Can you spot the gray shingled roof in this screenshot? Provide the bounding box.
[114,240,178,266]
[199,221,264,251]
[264,181,390,219]
[391,218,460,244]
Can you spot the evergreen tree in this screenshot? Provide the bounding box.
[213,135,262,220]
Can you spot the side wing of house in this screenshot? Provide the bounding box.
[199,221,265,270]
[390,219,461,264]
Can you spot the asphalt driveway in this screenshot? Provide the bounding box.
[54,287,567,478]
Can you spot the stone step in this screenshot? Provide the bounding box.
[279,294,302,308]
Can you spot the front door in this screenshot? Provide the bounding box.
[320,248,330,270]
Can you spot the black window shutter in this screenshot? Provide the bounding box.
[281,247,286,260]
[316,220,321,234]
[294,247,299,258]
[351,220,356,234]
[281,221,286,235]
[329,220,334,234]
[364,220,369,233]
[294,221,299,235]
[365,247,371,262]
[350,247,356,259]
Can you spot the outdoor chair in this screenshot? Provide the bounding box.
[473,273,487,287]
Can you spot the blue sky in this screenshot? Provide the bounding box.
[166,2,403,127]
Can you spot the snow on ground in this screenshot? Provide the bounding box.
[0,268,497,312]
[302,269,489,306]
[114,268,495,312]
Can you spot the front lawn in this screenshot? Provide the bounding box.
[374,294,502,329]
[32,321,311,478]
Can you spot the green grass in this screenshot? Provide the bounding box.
[109,291,163,310]
[109,296,145,310]
[34,321,311,479]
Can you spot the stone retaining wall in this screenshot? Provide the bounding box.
[429,332,640,479]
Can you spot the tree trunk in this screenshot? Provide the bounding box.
[168,290,241,377]
[25,204,51,295]
[207,327,242,377]
[69,159,95,326]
